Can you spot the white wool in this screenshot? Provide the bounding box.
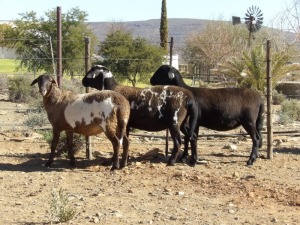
[64,96,115,132]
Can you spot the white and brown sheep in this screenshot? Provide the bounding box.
[31,74,130,170]
[82,65,198,166]
[150,65,265,166]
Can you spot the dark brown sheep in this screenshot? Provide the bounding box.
[82,65,199,166]
[150,65,264,166]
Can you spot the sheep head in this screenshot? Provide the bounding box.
[150,65,179,86]
[82,65,113,90]
[31,75,57,96]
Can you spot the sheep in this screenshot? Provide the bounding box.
[150,65,264,166]
[30,74,131,170]
[82,65,199,166]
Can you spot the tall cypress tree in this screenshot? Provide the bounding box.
[160,0,168,51]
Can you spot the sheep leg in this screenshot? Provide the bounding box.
[179,124,190,163]
[189,126,199,166]
[65,131,75,167]
[120,134,129,168]
[45,130,60,167]
[242,123,260,166]
[109,135,121,170]
[167,127,182,166]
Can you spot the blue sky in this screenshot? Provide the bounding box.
[0,0,291,27]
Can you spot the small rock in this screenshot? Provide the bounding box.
[223,144,237,151]
[271,218,278,223]
[110,210,122,217]
[232,171,239,178]
[175,191,184,196]
[170,216,178,221]
[228,209,235,214]
[91,216,99,223]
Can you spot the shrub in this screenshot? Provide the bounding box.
[8,75,38,103]
[278,99,300,124]
[50,188,76,223]
[272,90,286,105]
[0,75,8,94]
[39,130,85,156]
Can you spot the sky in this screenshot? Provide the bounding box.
[0,0,293,27]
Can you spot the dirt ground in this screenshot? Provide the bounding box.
[0,94,299,225]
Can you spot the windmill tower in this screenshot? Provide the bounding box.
[233,6,264,47]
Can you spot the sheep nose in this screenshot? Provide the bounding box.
[40,88,47,96]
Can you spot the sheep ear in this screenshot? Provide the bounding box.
[30,78,38,86]
[168,71,175,79]
[50,77,57,85]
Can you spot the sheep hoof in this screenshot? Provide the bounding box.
[246,157,255,167]
[69,160,76,167]
[44,161,52,168]
[167,161,176,166]
[179,156,188,164]
[111,165,120,170]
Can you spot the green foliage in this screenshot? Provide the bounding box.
[8,76,39,103]
[98,28,165,87]
[0,75,8,94]
[40,130,85,156]
[272,90,286,105]
[278,99,300,124]
[2,7,98,75]
[160,0,168,51]
[24,111,48,128]
[50,188,76,223]
[219,46,300,93]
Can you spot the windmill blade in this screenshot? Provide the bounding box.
[244,5,263,33]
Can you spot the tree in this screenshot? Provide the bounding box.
[2,7,98,76]
[218,45,300,92]
[182,21,249,72]
[160,0,168,51]
[98,28,165,87]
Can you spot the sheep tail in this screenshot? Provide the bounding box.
[187,100,198,140]
[117,107,128,146]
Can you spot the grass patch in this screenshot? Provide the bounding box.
[0,59,22,74]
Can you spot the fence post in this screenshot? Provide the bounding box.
[165,37,174,157]
[56,6,62,87]
[266,40,273,160]
[84,37,92,160]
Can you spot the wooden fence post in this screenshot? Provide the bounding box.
[165,37,174,157]
[266,40,273,159]
[84,37,92,159]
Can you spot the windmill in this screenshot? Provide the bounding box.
[232,6,264,47]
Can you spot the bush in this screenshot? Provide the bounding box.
[8,76,38,103]
[50,188,76,223]
[278,99,300,124]
[39,130,85,156]
[272,90,286,105]
[0,75,8,94]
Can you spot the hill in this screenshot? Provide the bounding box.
[88,18,212,48]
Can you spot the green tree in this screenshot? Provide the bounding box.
[98,28,165,87]
[160,0,168,51]
[219,45,300,92]
[2,7,98,76]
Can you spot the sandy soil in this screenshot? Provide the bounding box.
[0,95,299,225]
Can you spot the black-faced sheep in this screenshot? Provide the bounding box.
[150,65,264,166]
[31,74,131,170]
[82,65,198,166]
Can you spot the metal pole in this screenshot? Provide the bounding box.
[165,37,174,157]
[84,37,92,160]
[56,6,62,87]
[266,40,273,159]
